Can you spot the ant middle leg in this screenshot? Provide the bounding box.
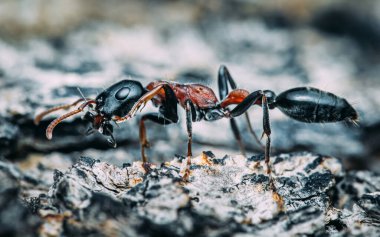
[182,100,194,181]
[218,65,237,99]
[218,65,264,153]
[218,65,246,155]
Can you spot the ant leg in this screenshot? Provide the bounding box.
[229,93,275,187]
[219,65,264,150]
[218,65,237,99]
[139,116,150,164]
[182,100,193,181]
[139,85,179,173]
[228,91,273,169]
[261,96,272,175]
[120,83,178,122]
[230,118,246,156]
[229,92,272,173]
[45,100,96,139]
[218,65,247,155]
[228,90,280,199]
[261,96,282,209]
[34,98,92,125]
[229,90,264,117]
[139,113,175,173]
[244,112,265,148]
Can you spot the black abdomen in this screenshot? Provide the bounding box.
[275,87,358,123]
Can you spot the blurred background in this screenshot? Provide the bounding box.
[0,0,380,173]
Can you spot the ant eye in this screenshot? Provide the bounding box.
[115,87,131,100]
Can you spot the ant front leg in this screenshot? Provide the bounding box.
[34,98,93,125]
[138,84,179,173]
[182,100,193,181]
[139,113,176,172]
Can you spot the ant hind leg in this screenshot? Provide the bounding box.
[244,113,265,149]
[230,118,246,156]
[261,96,272,175]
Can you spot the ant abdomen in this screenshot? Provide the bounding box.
[275,87,358,123]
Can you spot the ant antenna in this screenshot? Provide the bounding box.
[77,87,88,103]
[77,87,94,109]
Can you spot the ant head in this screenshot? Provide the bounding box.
[94,80,147,119]
[263,90,277,109]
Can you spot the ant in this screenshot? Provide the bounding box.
[35,65,358,181]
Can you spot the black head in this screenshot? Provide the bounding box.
[95,80,147,119]
[82,80,147,147]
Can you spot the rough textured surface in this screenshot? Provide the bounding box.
[0,160,40,237]
[0,152,378,236]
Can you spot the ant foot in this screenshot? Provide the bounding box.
[271,183,284,212]
[268,174,284,212]
[142,162,152,173]
[181,170,191,182]
[180,156,192,182]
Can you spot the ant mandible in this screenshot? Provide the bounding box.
[35,65,358,180]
